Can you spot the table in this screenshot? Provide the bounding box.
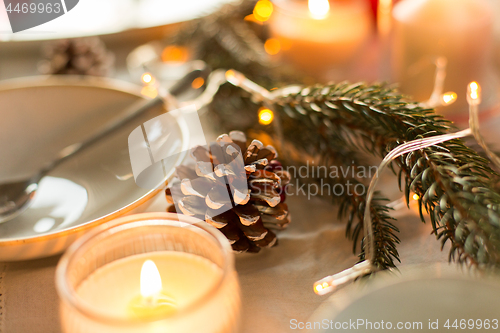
[0,188,450,333]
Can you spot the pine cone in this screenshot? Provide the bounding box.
[38,37,114,76]
[166,131,291,253]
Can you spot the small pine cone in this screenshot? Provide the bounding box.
[166,131,291,253]
[38,37,114,76]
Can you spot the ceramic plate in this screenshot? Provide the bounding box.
[0,76,189,261]
[310,264,500,332]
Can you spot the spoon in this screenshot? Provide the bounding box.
[0,61,213,224]
[0,95,165,224]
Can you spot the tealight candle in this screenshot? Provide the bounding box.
[392,0,494,116]
[269,0,372,79]
[56,213,241,333]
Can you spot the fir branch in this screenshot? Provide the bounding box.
[271,82,500,270]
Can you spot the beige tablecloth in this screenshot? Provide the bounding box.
[0,190,450,333]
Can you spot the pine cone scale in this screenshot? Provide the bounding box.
[234,203,261,226]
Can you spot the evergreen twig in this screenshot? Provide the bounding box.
[271,82,500,269]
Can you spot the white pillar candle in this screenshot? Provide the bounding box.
[269,0,372,79]
[392,0,494,117]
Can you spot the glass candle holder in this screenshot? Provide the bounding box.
[56,212,241,333]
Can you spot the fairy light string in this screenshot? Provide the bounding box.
[313,80,500,296]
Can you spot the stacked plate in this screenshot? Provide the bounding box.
[0,76,188,261]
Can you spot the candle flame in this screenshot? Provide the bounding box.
[412,193,419,201]
[308,0,330,20]
[140,260,162,298]
[467,81,481,105]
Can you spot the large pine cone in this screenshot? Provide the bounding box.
[166,131,291,253]
[38,37,114,76]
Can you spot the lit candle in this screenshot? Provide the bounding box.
[392,0,494,117]
[57,213,241,333]
[77,253,220,321]
[269,0,372,79]
[128,260,177,319]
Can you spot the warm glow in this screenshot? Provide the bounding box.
[141,72,154,85]
[264,38,281,55]
[225,70,245,86]
[258,108,274,125]
[253,0,273,22]
[469,81,480,100]
[140,260,162,298]
[442,92,457,105]
[278,38,292,51]
[412,194,420,201]
[377,0,393,35]
[225,70,235,80]
[141,86,158,98]
[129,260,177,319]
[244,14,264,25]
[161,45,189,63]
[314,282,331,294]
[191,77,205,89]
[308,0,330,20]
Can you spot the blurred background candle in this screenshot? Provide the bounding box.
[56,213,241,333]
[391,0,495,118]
[269,0,373,80]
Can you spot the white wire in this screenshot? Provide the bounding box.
[363,128,472,263]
